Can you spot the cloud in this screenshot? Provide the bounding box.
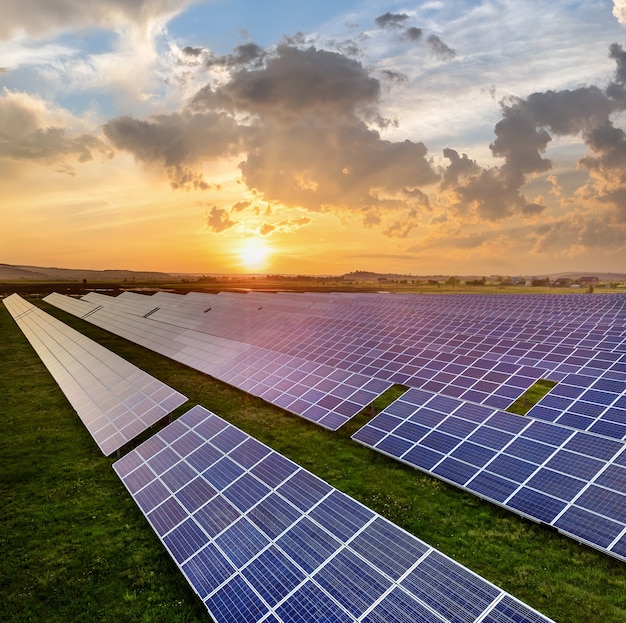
[383,209,420,238]
[531,213,626,254]
[95,35,626,249]
[181,46,203,57]
[614,0,626,26]
[193,45,380,118]
[375,13,410,29]
[206,206,236,232]
[0,0,198,39]
[0,89,110,170]
[427,34,456,60]
[380,69,408,84]
[194,45,438,212]
[205,43,266,69]
[102,110,244,189]
[231,200,252,213]
[438,44,626,227]
[403,27,423,43]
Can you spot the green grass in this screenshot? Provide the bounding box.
[1,301,625,623]
[507,379,558,416]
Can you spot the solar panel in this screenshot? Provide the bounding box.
[114,405,555,623]
[46,291,626,439]
[353,388,626,563]
[45,292,392,430]
[3,294,187,455]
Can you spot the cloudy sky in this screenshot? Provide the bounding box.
[2,0,626,276]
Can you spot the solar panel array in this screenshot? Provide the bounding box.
[114,404,556,623]
[45,291,392,430]
[3,294,187,455]
[352,387,626,563]
[46,291,626,440]
[44,290,626,562]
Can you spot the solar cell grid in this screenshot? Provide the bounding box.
[353,386,626,563]
[115,405,555,623]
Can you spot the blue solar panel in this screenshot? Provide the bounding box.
[46,290,626,440]
[114,405,555,622]
[353,390,626,563]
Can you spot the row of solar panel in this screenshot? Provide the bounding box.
[45,292,393,430]
[114,404,556,623]
[3,294,187,455]
[78,290,626,359]
[45,291,626,442]
[352,387,626,563]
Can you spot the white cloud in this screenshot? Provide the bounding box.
[614,0,626,26]
[0,0,202,40]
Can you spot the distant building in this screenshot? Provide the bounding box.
[577,276,598,287]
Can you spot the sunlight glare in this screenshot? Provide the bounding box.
[238,238,272,271]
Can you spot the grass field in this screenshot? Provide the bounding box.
[1,299,625,623]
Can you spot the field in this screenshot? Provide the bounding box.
[1,297,626,623]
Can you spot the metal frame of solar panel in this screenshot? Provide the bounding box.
[114,404,555,623]
[3,294,187,456]
[46,291,626,439]
[352,387,626,563]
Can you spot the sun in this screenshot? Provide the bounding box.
[238,238,272,272]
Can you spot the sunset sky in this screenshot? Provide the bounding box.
[2,1,626,276]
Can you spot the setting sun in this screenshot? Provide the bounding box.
[238,238,272,271]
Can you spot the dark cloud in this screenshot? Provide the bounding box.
[205,43,266,69]
[182,46,203,57]
[441,149,480,188]
[375,15,451,59]
[490,106,552,187]
[197,45,436,212]
[609,42,626,84]
[178,45,205,66]
[0,92,110,169]
[375,12,410,29]
[206,206,236,232]
[427,34,456,60]
[439,44,626,224]
[102,110,244,190]
[403,27,423,43]
[0,126,104,163]
[380,69,408,84]
[98,36,626,245]
[194,45,380,118]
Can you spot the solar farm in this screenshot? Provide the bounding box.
[2,289,626,622]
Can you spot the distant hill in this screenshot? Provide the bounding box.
[0,264,174,282]
[341,270,626,282]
